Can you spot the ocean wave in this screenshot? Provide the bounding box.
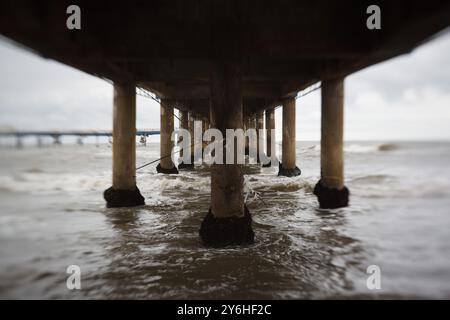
[352,186,450,199]
[0,172,109,194]
[153,173,210,193]
[344,144,378,153]
[300,143,400,154]
[377,143,399,151]
[349,175,450,198]
[24,168,44,174]
[344,143,400,154]
[246,176,314,194]
[349,174,394,184]
[0,186,12,193]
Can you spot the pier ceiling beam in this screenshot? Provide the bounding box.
[104,82,145,208]
[140,80,283,100]
[179,99,210,123]
[150,98,210,119]
[2,1,449,95]
[145,96,279,121]
[199,60,254,247]
[4,3,444,64]
[132,58,325,82]
[243,99,280,117]
[314,77,349,209]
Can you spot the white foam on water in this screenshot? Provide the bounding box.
[305,142,400,154]
[0,171,109,194]
[344,143,380,153]
[1,141,450,299]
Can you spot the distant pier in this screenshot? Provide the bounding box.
[0,130,160,147]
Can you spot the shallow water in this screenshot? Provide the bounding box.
[0,141,450,299]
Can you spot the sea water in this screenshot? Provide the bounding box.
[0,141,449,299]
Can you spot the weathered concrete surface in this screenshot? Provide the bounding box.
[209,62,245,218]
[199,61,254,246]
[178,110,188,158]
[202,118,208,156]
[256,111,264,163]
[189,113,195,160]
[246,116,257,157]
[157,99,178,174]
[263,108,276,167]
[104,82,145,208]
[112,83,137,190]
[178,110,193,169]
[321,78,345,189]
[265,108,275,158]
[199,206,254,247]
[279,97,301,177]
[314,77,349,208]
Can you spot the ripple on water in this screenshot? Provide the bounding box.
[1,143,450,299]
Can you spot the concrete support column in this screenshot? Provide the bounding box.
[256,111,264,163]
[245,117,252,130]
[179,110,188,157]
[104,82,144,208]
[157,99,178,174]
[263,108,276,167]
[244,117,250,155]
[178,110,193,169]
[314,77,349,209]
[202,118,209,157]
[248,116,257,156]
[193,114,203,164]
[189,112,195,162]
[279,97,301,177]
[199,61,254,247]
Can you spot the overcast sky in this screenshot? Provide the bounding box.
[0,32,449,141]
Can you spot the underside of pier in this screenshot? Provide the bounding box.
[1,0,449,117]
[1,0,449,246]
